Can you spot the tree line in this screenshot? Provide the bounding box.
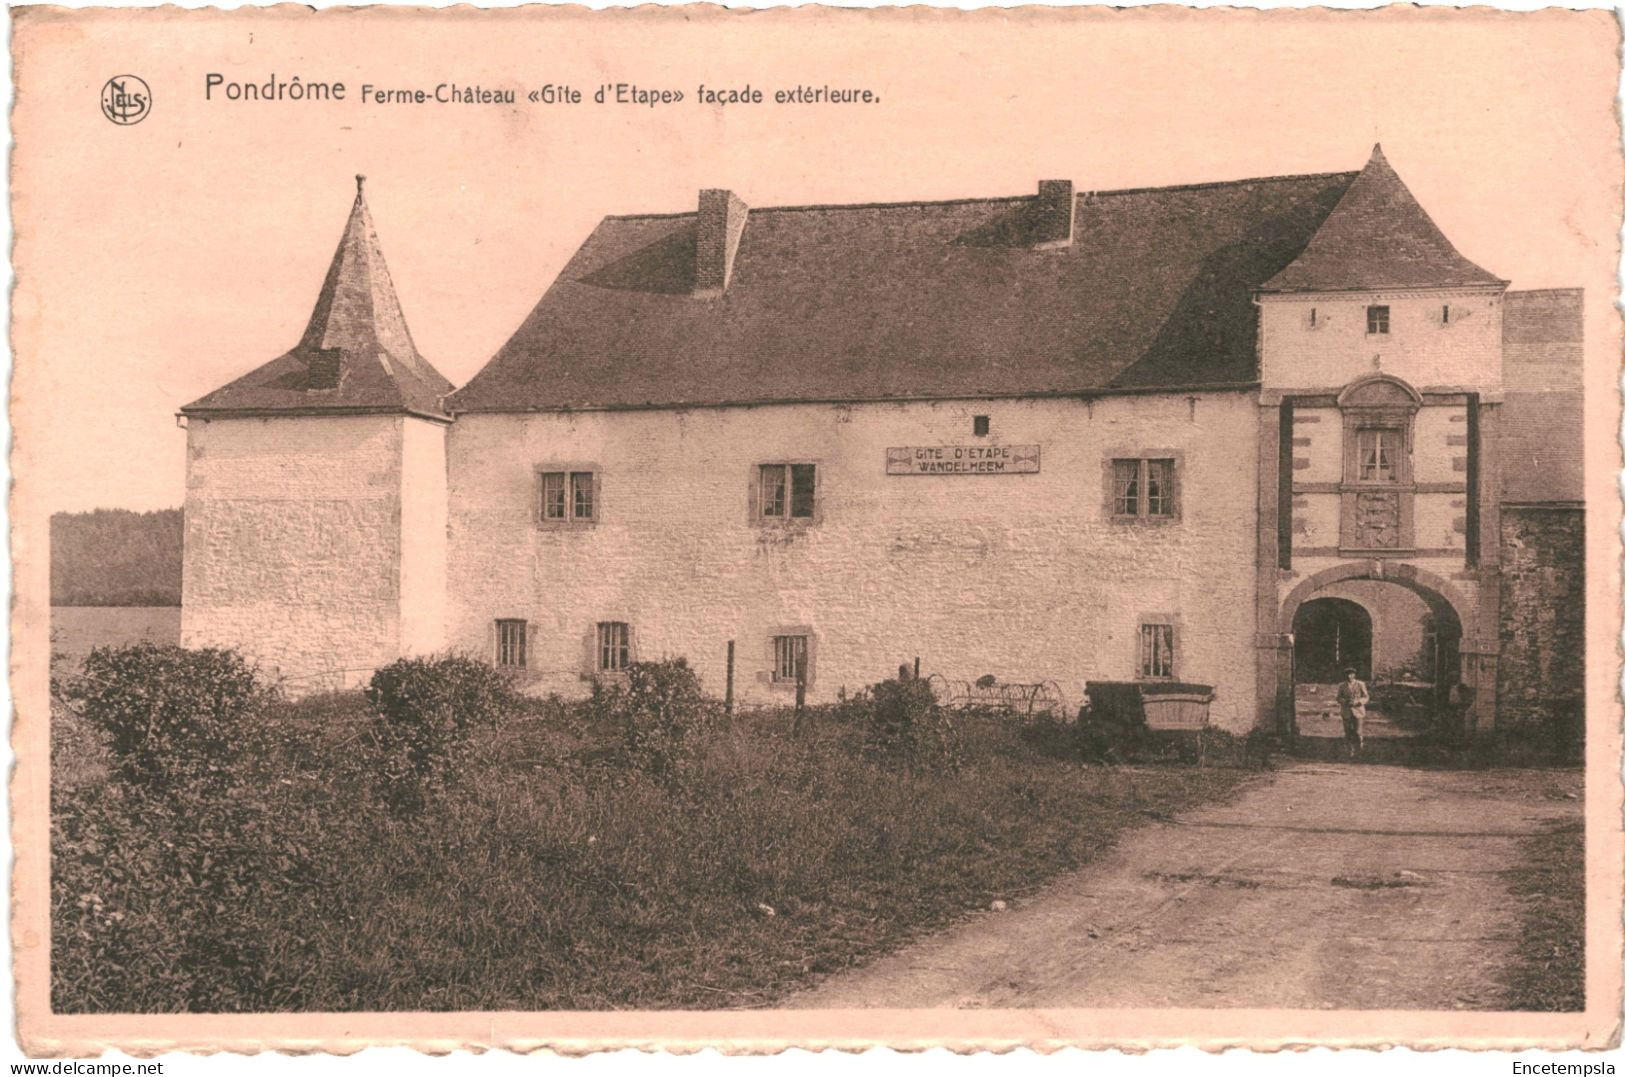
[51,508,182,607]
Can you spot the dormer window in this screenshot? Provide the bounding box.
[1366,305,1390,335]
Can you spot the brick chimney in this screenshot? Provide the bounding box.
[1033,179,1074,249]
[695,188,750,297]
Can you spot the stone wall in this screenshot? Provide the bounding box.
[445,392,1264,729]
[1259,288,1505,392]
[1497,505,1585,735]
[181,414,405,691]
[398,418,450,656]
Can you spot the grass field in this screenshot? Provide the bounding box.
[52,689,1254,1013]
[1502,814,1586,1011]
[50,606,182,675]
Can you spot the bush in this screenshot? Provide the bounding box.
[65,644,268,795]
[1017,711,1086,760]
[829,684,873,727]
[51,699,111,792]
[53,709,375,1012]
[865,673,961,772]
[54,649,350,1011]
[366,655,521,810]
[587,658,723,779]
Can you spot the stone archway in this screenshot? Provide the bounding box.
[1280,561,1472,630]
[1270,561,1491,738]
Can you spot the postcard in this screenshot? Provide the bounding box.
[11,2,1622,1054]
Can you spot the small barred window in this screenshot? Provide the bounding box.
[496,619,527,669]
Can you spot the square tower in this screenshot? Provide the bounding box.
[179,178,451,693]
[1251,146,1509,735]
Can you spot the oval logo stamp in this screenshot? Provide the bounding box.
[100,74,151,125]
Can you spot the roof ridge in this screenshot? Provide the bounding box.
[1085,169,1360,200]
[601,169,1361,222]
[602,195,1032,221]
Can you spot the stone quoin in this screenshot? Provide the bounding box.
[178,147,1584,736]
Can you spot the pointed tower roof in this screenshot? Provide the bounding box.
[182,177,453,419]
[1260,145,1504,293]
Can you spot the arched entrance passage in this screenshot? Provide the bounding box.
[1278,562,1473,739]
[1293,598,1372,684]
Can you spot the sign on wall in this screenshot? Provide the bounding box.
[885,445,1041,476]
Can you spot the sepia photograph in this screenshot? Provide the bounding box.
[8,1,1622,1058]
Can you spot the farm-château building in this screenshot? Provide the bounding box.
[179,146,1584,736]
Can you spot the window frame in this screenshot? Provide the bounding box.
[1105,452,1183,524]
[1352,426,1404,485]
[535,464,601,527]
[1365,304,1391,336]
[595,621,632,674]
[570,471,595,522]
[749,460,822,526]
[1340,418,1414,489]
[764,626,817,692]
[772,634,810,685]
[1136,618,1178,681]
[495,618,528,670]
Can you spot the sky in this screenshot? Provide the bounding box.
[11,5,1621,513]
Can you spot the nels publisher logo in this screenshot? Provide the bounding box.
[100,74,151,125]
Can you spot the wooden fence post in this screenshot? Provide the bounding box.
[725,640,735,716]
[792,656,807,736]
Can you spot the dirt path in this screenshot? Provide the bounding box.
[793,762,1580,1010]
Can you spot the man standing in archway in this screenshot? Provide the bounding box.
[1337,667,1369,758]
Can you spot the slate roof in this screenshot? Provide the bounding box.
[449,170,1363,413]
[1500,289,1584,504]
[1261,146,1504,293]
[183,178,453,419]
